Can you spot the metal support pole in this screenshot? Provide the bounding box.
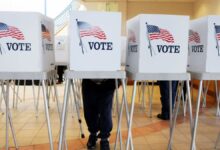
[126,80,137,150]
[114,79,123,150]
[42,80,54,150]
[168,81,183,150]
[190,80,203,150]
[58,79,71,150]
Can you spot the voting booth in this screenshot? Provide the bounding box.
[0,12,55,72]
[188,15,220,73]
[121,36,127,66]
[55,35,69,65]
[69,11,121,71]
[126,14,189,73]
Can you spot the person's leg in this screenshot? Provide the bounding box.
[99,90,114,150]
[98,80,115,150]
[158,81,169,118]
[82,80,99,149]
[158,81,178,120]
[57,66,63,83]
[98,90,114,138]
[57,65,66,83]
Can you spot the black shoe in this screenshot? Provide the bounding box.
[157,113,169,120]
[87,134,97,149]
[100,139,110,150]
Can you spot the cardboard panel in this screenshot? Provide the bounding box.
[188,15,220,73]
[127,14,189,73]
[0,12,54,72]
[69,11,121,71]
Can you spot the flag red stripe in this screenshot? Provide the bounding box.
[79,26,106,40]
[189,31,200,43]
[0,26,24,40]
[216,33,220,40]
[148,29,174,43]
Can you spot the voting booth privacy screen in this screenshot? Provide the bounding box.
[69,11,121,71]
[0,12,55,72]
[126,14,189,73]
[121,36,127,66]
[55,35,69,65]
[188,15,220,73]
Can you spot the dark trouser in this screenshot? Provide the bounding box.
[82,79,115,139]
[57,65,67,82]
[158,81,178,116]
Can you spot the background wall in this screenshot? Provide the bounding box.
[193,0,220,18]
[84,0,194,34]
[127,1,193,19]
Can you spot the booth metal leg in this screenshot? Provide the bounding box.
[69,86,75,118]
[0,84,2,113]
[1,81,19,149]
[191,80,194,102]
[182,86,189,118]
[12,81,15,108]
[125,79,134,150]
[168,81,183,150]
[71,80,84,139]
[214,80,220,116]
[114,79,133,150]
[201,81,210,108]
[169,81,173,136]
[42,80,54,150]
[114,79,123,150]
[15,81,20,109]
[58,79,71,150]
[137,82,142,105]
[5,81,9,150]
[31,80,38,118]
[23,80,26,102]
[168,80,194,150]
[2,80,10,150]
[186,80,195,150]
[141,81,146,111]
[52,77,68,150]
[148,81,154,118]
[53,78,61,114]
[35,81,41,118]
[3,96,18,149]
[9,82,22,109]
[190,80,203,150]
[181,89,186,116]
[125,80,137,150]
[187,80,194,124]
[45,81,50,109]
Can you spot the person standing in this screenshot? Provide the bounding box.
[82,79,116,150]
[57,65,67,84]
[157,81,178,120]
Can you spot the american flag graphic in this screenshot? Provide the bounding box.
[128,30,136,43]
[147,25,174,43]
[0,22,24,40]
[41,24,51,41]
[189,30,200,43]
[215,25,220,40]
[77,21,106,40]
